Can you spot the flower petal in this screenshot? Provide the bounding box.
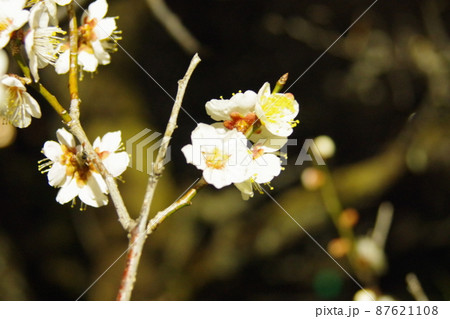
[253,154,281,183]
[103,152,129,177]
[23,92,41,118]
[55,49,70,74]
[98,131,121,152]
[91,40,110,65]
[55,0,72,5]
[88,0,108,21]
[48,162,68,187]
[42,140,63,161]
[78,50,99,72]
[95,17,116,40]
[203,168,232,189]
[205,90,257,121]
[78,173,108,207]
[1,75,25,89]
[56,178,79,204]
[56,128,76,147]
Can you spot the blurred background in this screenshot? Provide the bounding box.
[0,0,449,300]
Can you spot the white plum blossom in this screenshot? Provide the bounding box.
[206,90,259,134]
[40,128,129,208]
[25,2,65,82]
[234,141,282,200]
[0,74,41,128]
[55,0,120,74]
[0,0,29,49]
[182,123,252,189]
[255,82,299,137]
[206,90,257,121]
[186,78,300,199]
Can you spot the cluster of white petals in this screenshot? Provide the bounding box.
[56,0,119,74]
[182,123,252,189]
[183,81,299,199]
[25,1,65,82]
[40,128,129,208]
[0,0,120,132]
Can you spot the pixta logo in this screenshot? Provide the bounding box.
[126,129,171,175]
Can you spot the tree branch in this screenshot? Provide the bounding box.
[66,3,134,232]
[116,53,201,301]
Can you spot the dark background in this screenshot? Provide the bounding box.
[0,0,449,300]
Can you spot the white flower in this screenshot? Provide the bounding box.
[234,142,282,200]
[40,128,129,208]
[206,90,258,134]
[206,90,257,121]
[0,0,29,49]
[255,82,299,137]
[0,74,41,128]
[25,2,65,82]
[55,0,120,74]
[42,0,72,25]
[182,123,252,189]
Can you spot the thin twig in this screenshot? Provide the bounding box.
[66,3,134,232]
[147,178,207,235]
[146,0,201,54]
[116,53,201,301]
[371,201,394,249]
[406,273,429,301]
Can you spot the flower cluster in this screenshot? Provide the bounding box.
[0,0,120,128]
[56,0,121,74]
[39,128,129,208]
[183,79,299,199]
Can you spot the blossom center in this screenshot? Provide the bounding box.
[203,147,230,169]
[224,112,258,133]
[80,18,98,44]
[60,144,95,186]
[260,94,296,124]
